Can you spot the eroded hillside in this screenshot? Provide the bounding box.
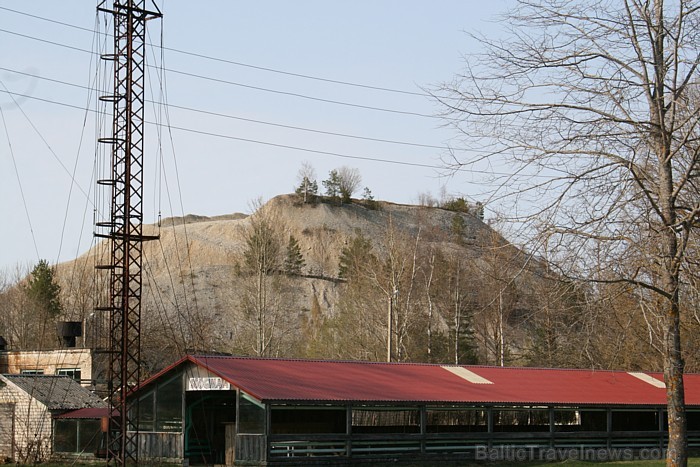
[51,194,590,374]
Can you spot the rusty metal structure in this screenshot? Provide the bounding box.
[95,1,161,464]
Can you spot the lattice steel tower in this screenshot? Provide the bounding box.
[95,1,161,464]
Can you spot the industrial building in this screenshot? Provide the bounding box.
[55,355,700,465]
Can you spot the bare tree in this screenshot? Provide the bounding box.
[437,1,700,464]
[337,166,362,203]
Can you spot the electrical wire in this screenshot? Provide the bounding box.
[0,103,40,261]
[0,65,459,151]
[0,89,556,180]
[147,24,204,344]
[0,28,444,120]
[0,4,431,98]
[0,83,94,205]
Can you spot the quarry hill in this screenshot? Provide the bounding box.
[57,194,542,369]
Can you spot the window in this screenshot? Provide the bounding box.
[129,375,183,433]
[352,408,420,434]
[271,407,346,434]
[20,369,44,375]
[155,376,183,431]
[239,394,265,434]
[493,407,549,432]
[54,419,102,454]
[56,368,82,381]
[426,408,487,433]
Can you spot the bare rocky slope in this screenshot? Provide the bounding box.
[57,194,529,365]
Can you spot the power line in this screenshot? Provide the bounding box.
[0,83,94,205]
[0,66,454,151]
[0,88,558,180]
[0,86,441,169]
[0,4,430,98]
[165,67,439,119]
[0,28,442,119]
[0,103,40,261]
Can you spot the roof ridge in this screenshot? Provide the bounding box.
[188,355,676,375]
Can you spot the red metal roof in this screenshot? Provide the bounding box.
[173,355,700,407]
[54,407,109,419]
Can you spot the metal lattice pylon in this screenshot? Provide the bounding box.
[95,1,160,464]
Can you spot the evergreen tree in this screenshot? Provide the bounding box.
[283,235,305,276]
[338,232,375,279]
[26,259,63,317]
[451,214,466,240]
[361,187,378,210]
[442,197,470,213]
[295,177,318,203]
[322,170,341,204]
[243,217,281,275]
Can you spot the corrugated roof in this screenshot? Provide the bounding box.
[134,355,700,407]
[1,375,106,411]
[55,407,110,419]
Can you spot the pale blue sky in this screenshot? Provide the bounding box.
[0,1,511,271]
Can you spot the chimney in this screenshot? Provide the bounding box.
[56,322,83,348]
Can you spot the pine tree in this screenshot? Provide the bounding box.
[451,214,466,241]
[25,259,63,317]
[361,187,378,210]
[338,232,375,279]
[322,170,341,204]
[283,236,305,276]
[295,177,318,204]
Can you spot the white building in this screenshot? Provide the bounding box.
[0,374,105,463]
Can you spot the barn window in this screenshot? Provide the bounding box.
[426,408,487,433]
[492,407,549,432]
[611,410,659,431]
[554,408,606,432]
[271,406,346,434]
[131,374,183,433]
[352,408,420,434]
[239,394,265,434]
[155,375,183,431]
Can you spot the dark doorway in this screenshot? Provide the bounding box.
[185,391,236,465]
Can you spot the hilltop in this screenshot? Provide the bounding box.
[53,194,573,374]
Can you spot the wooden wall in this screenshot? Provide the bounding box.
[136,431,183,463]
[236,434,267,463]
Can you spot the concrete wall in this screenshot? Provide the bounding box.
[0,349,93,386]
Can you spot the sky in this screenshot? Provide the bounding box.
[0,1,511,272]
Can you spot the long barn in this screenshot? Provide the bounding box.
[57,355,700,465]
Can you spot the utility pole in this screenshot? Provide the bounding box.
[94,1,161,465]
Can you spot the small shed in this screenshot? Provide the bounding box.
[0,374,106,463]
[82,355,700,465]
